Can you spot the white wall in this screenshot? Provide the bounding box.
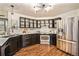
[0,10,8,18]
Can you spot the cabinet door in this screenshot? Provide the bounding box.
[38,20,41,28]
[49,24,52,28]
[36,20,38,28]
[68,43,72,54]
[57,40,60,48]
[36,34,40,44]
[49,20,53,28]
[9,37,17,55]
[26,19,29,28]
[49,20,55,28]
[20,22,25,28]
[34,20,37,28]
[22,35,31,47]
[52,20,55,28]
[19,17,26,28]
[50,34,56,45]
[54,20,57,28]
[36,20,41,28]
[40,20,44,27]
[17,36,22,50]
[29,20,33,28]
[72,43,77,55]
[62,41,66,51]
[30,34,35,45]
[66,42,69,53]
[60,41,63,50]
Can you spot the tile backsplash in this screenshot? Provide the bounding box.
[15,28,58,34]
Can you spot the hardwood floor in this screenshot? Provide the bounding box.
[15,44,70,56]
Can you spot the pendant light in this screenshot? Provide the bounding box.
[10,5,14,33]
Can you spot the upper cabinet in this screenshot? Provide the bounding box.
[25,18,30,28]
[33,20,37,28]
[48,19,55,28]
[19,17,26,28]
[36,20,41,28]
[19,17,61,28]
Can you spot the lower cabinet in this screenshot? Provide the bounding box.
[22,34,40,47]
[50,34,56,45]
[36,34,40,44]
[9,35,22,55]
[30,34,36,45]
[17,35,22,50]
[57,39,78,55]
[0,35,22,56]
[0,40,11,56]
[31,34,40,44]
[72,43,78,55]
[9,37,17,55]
[22,35,31,47]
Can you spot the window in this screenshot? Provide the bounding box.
[0,18,8,35]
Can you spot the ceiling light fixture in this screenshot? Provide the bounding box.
[11,5,14,15]
[33,3,55,13]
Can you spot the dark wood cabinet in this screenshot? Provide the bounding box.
[9,37,18,55]
[19,17,61,28]
[48,20,55,28]
[22,35,31,47]
[9,35,22,55]
[30,34,36,45]
[25,18,30,28]
[30,34,40,44]
[0,34,58,56]
[33,20,37,28]
[16,35,22,50]
[29,20,34,28]
[19,17,26,28]
[22,34,40,47]
[50,34,57,45]
[35,34,40,44]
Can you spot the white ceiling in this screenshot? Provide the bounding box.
[0,3,79,17]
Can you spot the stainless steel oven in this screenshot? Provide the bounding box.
[40,35,50,44]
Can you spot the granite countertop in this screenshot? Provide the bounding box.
[20,33,56,35]
[0,33,57,46]
[0,37,9,46]
[0,34,21,46]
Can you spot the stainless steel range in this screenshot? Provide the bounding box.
[40,35,50,44]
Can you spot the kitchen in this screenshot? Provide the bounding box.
[0,3,79,56]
